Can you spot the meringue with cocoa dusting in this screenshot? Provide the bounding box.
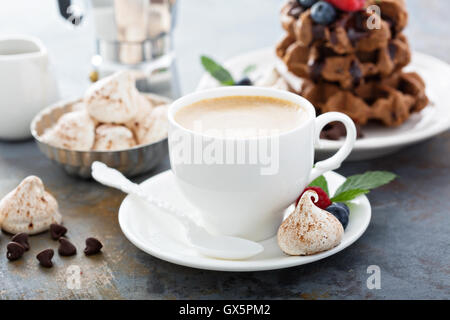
[0,176,62,235]
[93,124,137,151]
[277,190,343,256]
[41,110,96,151]
[127,103,169,145]
[85,71,140,124]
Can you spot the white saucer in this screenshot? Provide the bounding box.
[118,170,371,272]
[197,48,450,161]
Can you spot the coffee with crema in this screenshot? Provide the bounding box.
[174,96,308,138]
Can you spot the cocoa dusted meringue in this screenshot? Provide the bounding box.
[92,124,137,151]
[41,110,96,151]
[277,190,343,256]
[125,93,153,133]
[84,71,140,124]
[127,98,168,145]
[0,176,62,235]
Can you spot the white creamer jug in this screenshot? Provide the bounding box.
[0,35,59,140]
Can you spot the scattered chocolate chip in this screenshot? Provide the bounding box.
[11,233,29,251]
[84,238,103,256]
[6,242,25,261]
[50,223,67,240]
[36,249,54,268]
[58,238,77,256]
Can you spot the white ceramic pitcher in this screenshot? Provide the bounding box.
[0,35,59,140]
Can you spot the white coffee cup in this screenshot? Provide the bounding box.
[168,86,356,241]
[0,35,59,140]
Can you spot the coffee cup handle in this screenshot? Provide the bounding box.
[308,112,357,183]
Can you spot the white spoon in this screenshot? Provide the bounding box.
[91,162,264,260]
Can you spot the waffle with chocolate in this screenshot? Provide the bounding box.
[278,33,411,89]
[276,0,428,132]
[301,71,428,126]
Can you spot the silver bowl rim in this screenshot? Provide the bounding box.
[30,93,172,154]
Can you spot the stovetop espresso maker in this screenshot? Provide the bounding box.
[57,0,178,97]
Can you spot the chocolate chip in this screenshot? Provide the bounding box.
[330,31,338,45]
[347,28,367,46]
[312,25,326,41]
[36,249,54,268]
[58,238,77,256]
[84,238,103,256]
[309,61,324,82]
[388,43,397,60]
[349,60,363,87]
[6,242,25,261]
[353,11,367,31]
[50,223,67,240]
[11,233,29,251]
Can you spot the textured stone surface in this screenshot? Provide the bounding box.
[0,0,449,299]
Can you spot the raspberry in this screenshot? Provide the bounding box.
[325,0,366,12]
[296,186,332,209]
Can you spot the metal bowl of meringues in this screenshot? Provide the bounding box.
[31,93,171,179]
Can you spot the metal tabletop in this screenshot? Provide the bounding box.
[0,0,449,299]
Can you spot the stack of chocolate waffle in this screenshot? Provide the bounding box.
[276,0,428,134]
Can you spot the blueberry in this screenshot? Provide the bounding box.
[310,1,337,25]
[326,203,349,229]
[334,202,350,214]
[235,76,252,86]
[297,0,318,8]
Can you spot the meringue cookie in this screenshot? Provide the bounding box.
[125,94,153,129]
[277,190,344,256]
[128,103,168,145]
[84,71,140,124]
[41,110,95,151]
[93,124,137,151]
[0,176,62,235]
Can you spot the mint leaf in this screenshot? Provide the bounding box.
[334,171,397,196]
[308,175,329,196]
[200,56,234,85]
[330,171,396,203]
[242,64,257,75]
[331,189,369,202]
